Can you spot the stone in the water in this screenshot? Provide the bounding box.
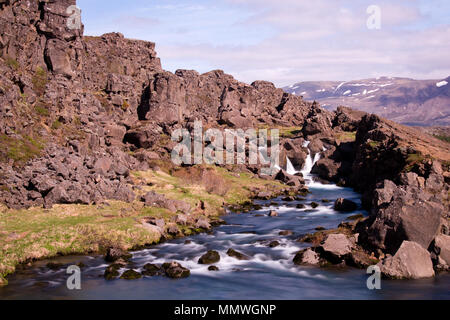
[310,202,319,209]
[208,266,219,271]
[227,248,250,260]
[162,262,190,279]
[120,269,142,280]
[318,233,353,263]
[315,226,326,231]
[334,198,358,212]
[269,241,280,248]
[293,248,320,265]
[346,250,379,268]
[104,247,132,262]
[378,241,435,279]
[296,204,306,209]
[279,230,293,236]
[142,264,162,276]
[269,210,279,217]
[104,265,120,280]
[198,250,220,264]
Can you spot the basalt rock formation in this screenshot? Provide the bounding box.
[0,0,449,278]
[0,0,325,209]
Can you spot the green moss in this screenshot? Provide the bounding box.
[34,103,49,117]
[0,134,44,165]
[32,67,47,96]
[434,134,450,143]
[337,131,356,143]
[122,100,130,111]
[51,119,62,130]
[406,152,425,164]
[404,152,427,172]
[368,141,380,148]
[5,57,19,70]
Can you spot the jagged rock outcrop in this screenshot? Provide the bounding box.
[0,0,326,209]
[357,175,443,255]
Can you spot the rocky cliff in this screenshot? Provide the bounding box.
[0,0,324,209]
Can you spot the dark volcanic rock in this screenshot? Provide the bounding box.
[104,265,121,280]
[142,264,163,277]
[162,262,190,279]
[104,247,132,262]
[120,269,142,280]
[334,198,357,212]
[227,248,250,260]
[358,179,443,254]
[198,250,221,264]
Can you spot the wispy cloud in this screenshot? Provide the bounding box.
[78,0,450,86]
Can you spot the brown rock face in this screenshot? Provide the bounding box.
[358,178,443,255]
[293,248,320,265]
[317,233,354,264]
[378,241,435,279]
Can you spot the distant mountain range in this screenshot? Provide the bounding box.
[283,76,450,127]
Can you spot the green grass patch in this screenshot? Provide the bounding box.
[0,134,44,165]
[32,67,47,96]
[434,134,450,143]
[51,119,62,130]
[0,166,287,286]
[368,141,380,148]
[34,103,49,117]
[0,201,165,284]
[5,57,19,70]
[337,131,356,143]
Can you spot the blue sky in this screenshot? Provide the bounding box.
[78,0,450,86]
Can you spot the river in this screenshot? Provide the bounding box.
[1,152,449,300]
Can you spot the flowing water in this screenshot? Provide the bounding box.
[1,149,449,300]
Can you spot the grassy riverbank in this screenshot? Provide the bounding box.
[0,166,286,286]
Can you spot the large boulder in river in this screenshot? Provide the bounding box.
[378,241,435,279]
[104,247,132,262]
[198,250,220,264]
[162,262,190,279]
[317,233,353,263]
[227,248,250,260]
[359,180,442,254]
[334,198,358,212]
[293,248,320,265]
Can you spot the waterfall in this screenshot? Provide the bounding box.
[286,157,297,175]
[300,141,321,184]
[285,140,322,184]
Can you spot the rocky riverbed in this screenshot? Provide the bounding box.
[1,160,449,300]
